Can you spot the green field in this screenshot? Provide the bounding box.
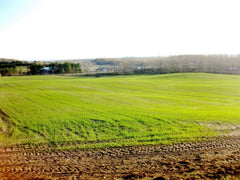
[0,73,240,149]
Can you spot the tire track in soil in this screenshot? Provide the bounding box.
[0,136,240,179]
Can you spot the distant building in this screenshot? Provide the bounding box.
[97,66,108,73]
[136,66,142,70]
[42,66,52,74]
[43,67,52,71]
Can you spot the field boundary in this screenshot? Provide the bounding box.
[0,134,238,153]
[0,136,240,179]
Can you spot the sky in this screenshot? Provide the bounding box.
[0,0,240,60]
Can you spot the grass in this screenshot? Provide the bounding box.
[16,66,28,73]
[0,73,240,149]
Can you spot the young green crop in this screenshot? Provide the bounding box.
[0,73,240,149]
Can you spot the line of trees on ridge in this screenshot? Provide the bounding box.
[30,62,81,75]
[0,59,81,76]
[86,55,240,75]
[2,55,240,76]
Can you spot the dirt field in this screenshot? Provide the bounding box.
[0,136,240,180]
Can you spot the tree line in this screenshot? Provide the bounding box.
[0,60,81,76]
[2,55,240,76]
[29,62,81,75]
[88,55,240,75]
[0,60,30,76]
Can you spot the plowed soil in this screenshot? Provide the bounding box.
[0,136,240,180]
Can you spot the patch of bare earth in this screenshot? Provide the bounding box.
[203,122,240,137]
[0,136,239,180]
[0,109,10,135]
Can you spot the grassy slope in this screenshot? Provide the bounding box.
[0,73,240,148]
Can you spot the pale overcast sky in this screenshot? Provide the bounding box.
[0,0,240,60]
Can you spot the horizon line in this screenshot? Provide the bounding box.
[1,53,240,62]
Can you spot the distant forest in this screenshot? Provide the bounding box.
[0,58,81,76]
[1,55,240,76]
[81,55,240,75]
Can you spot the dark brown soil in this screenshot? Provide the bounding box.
[0,136,240,179]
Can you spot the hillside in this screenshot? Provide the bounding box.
[0,73,240,149]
